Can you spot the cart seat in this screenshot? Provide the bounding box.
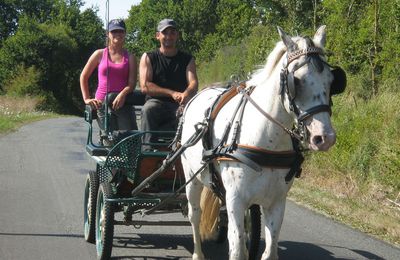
[86,143,109,156]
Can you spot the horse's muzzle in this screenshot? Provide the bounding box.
[309,131,336,151]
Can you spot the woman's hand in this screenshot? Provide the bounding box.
[112,93,126,110]
[85,98,102,110]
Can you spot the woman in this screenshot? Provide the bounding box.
[80,19,138,135]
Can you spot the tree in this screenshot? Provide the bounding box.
[0,0,104,112]
[0,0,19,44]
[322,0,400,97]
[0,0,56,44]
[125,0,257,62]
[255,0,323,34]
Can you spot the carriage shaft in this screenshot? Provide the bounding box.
[114,220,191,226]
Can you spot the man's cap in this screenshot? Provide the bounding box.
[108,19,126,32]
[157,19,177,32]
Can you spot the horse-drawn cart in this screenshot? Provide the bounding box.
[82,91,261,260]
[82,23,346,260]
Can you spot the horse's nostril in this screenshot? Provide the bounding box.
[313,136,323,145]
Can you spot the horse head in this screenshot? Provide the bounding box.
[277,25,345,151]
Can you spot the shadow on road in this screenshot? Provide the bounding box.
[278,240,385,260]
[0,232,83,239]
[0,232,384,259]
[110,234,386,260]
[112,233,228,260]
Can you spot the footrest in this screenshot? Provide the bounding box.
[86,143,109,156]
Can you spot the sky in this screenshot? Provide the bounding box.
[80,0,142,25]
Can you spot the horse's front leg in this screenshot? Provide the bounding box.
[186,179,205,260]
[262,199,286,260]
[226,193,248,260]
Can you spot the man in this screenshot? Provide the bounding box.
[139,18,198,146]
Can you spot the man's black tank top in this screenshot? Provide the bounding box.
[147,49,192,102]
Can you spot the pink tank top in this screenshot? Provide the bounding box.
[95,47,129,100]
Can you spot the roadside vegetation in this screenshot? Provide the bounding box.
[290,92,400,245]
[1,0,398,246]
[0,96,55,135]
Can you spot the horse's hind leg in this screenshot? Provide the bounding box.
[261,199,286,260]
[186,179,205,260]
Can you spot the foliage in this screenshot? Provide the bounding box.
[3,65,42,96]
[308,90,400,194]
[125,0,257,62]
[0,0,103,113]
[0,95,54,134]
[322,0,400,97]
[0,0,58,44]
[197,25,278,86]
[0,17,78,112]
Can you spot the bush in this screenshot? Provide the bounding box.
[308,92,400,195]
[197,25,277,87]
[4,65,42,96]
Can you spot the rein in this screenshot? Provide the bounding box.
[236,85,303,141]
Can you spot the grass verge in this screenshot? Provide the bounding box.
[0,95,56,135]
[289,170,400,246]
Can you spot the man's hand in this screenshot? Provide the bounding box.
[180,91,191,105]
[171,91,191,105]
[171,92,183,104]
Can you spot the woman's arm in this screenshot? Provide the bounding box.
[80,49,102,109]
[112,53,137,110]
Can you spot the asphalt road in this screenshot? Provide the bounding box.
[0,117,399,260]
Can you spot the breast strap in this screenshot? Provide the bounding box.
[202,83,304,187]
[216,144,297,167]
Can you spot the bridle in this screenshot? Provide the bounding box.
[279,46,332,144]
[237,46,334,146]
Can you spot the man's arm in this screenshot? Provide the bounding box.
[180,57,198,105]
[139,52,176,98]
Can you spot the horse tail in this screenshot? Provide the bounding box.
[199,186,221,241]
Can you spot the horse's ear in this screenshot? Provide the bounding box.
[277,26,296,52]
[313,25,327,48]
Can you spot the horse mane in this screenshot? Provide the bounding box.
[248,40,287,86]
[248,35,324,86]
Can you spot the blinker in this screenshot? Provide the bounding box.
[330,67,347,95]
[282,66,347,100]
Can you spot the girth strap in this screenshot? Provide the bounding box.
[203,146,262,172]
[207,144,303,182]
[218,145,298,167]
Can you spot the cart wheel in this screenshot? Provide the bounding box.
[245,204,261,260]
[96,182,114,260]
[84,171,99,243]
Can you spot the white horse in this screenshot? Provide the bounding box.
[180,26,341,260]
